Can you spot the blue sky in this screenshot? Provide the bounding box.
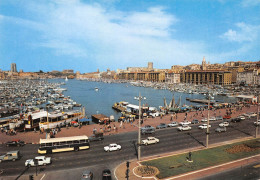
[0,0,259,73]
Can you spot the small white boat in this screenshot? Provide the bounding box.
[95,87,99,91]
[65,77,68,81]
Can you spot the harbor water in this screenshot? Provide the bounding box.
[49,79,236,120]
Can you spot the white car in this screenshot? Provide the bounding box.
[254,120,260,125]
[177,125,191,131]
[243,112,257,118]
[238,116,245,120]
[25,156,51,167]
[141,137,159,145]
[104,143,121,152]
[167,121,178,127]
[198,124,211,129]
[209,117,216,121]
[179,121,191,126]
[201,118,208,122]
[219,122,229,127]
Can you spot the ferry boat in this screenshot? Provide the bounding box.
[24,110,48,130]
[39,109,84,130]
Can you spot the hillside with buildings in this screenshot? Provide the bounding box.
[1,58,260,86]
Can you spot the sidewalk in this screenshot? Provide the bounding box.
[114,137,260,180]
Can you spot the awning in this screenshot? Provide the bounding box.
[79,118,91,122]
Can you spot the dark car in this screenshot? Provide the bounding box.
[89,133,104,142]
[5,140,25,147]
[156,123,167,129]
[102,169,112,180]
[191,119,199,124]
[81,170,93,180]
[231,118,241,123]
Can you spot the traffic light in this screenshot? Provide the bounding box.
[126,161,130,168]
[29,175,34,180]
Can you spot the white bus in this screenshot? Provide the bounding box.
[38,135,89,154]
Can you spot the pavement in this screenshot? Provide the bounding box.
[114,137,260,180]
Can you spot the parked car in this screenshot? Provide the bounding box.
[81,170,93,180]
[104,143,121,152]
[5,139,25,147]
[191,119,199,124]
[244,112,257,118]
[215,127,226,133]
[209,117,216,121]
[167,121,178,127]
[102,169,112,180]
[254,120,260,126]
[141,125,155,131]
[238,115,245,120]
[219,122,229,127]
[89,133,104,142]
[231,118,241,123]
[198,124,211,129]
[141,137,159,145]
[156,123,167,129]
[201,118,208,122]
[0,150,21,162]
[216,116,223,121]
[177,125,191,131]
[25,156,51,167]
[179,120,191,126]
[223,115,231,119]
[141,125,155,134]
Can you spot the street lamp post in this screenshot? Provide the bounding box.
[206,94,212,148]
[256,95,259,138]
[134,93,146,161]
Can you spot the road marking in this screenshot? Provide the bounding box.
[40,174,45,180]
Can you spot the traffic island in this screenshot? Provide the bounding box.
[141,138,260,179]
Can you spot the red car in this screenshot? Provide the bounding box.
[223,115,231,119]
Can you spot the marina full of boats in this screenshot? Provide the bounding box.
[0,80,84,132]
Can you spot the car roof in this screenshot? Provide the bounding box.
[82,170,92,174]
[35,156,45,159]
[109,143,117,146]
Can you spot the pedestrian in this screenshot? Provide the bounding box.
[120,121,122,128]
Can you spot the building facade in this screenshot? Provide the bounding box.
[236,69,258,85]
[183,70,232,85]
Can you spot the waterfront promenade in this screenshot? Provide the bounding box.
[0,105,257,144]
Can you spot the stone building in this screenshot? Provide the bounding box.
[183,70,232,85]
[237,69,258,85]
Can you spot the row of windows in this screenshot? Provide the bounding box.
[40,139,88,147]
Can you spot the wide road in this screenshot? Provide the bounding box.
[0,117,259,180]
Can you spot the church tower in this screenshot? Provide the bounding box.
[202,56,207,70]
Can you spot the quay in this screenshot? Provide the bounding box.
[0,103,258,144]
[112,102,126,112]
[186,98,215,105]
